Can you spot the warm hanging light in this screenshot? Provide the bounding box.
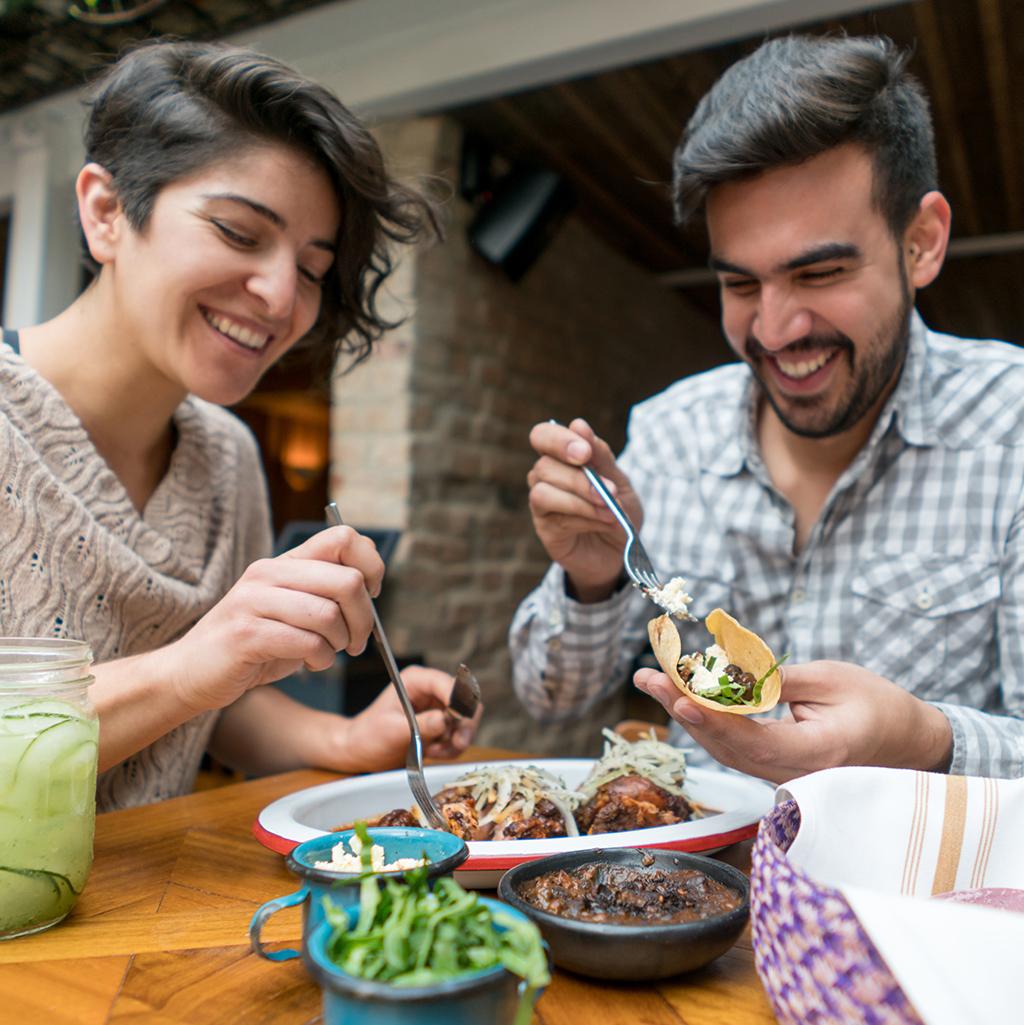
[238,391,330,492]
[280,419,329,491]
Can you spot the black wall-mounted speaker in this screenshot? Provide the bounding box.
[467,168,574,282]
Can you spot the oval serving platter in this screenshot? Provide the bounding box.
[253,758,774,888]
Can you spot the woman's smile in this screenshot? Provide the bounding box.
[199,305,274,355]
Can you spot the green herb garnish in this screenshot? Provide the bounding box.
[699,653,790,708]
[752,654,790,703]
[323,826,549,1025]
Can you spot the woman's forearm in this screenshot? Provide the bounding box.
[88,646,198,772]
[208,687,347,777]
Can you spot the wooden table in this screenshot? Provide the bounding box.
[0,751,778,1024]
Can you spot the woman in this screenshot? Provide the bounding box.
[0,40,479,811]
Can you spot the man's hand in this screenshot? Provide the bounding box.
[168,525,384,715]
[335,665,483,773]
[526,417,644,602]
[634,660,954,783]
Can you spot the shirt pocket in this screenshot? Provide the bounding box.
[849,553,1000,698]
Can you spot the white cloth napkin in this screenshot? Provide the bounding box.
[777,767,1024,1025]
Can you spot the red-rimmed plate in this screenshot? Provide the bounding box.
[254,759,773,887]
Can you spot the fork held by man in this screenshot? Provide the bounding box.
[534,418,684,615]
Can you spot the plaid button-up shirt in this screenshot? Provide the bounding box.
[510,313,1024,778]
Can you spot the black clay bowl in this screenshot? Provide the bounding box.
[497,847,749,981]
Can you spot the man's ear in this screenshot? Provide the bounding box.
[76,162,124,267]
[903,191,951,289]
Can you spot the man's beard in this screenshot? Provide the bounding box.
[745,277,913,440]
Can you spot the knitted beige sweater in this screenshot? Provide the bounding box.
[0,341,272,810]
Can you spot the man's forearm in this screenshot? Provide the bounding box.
[920,701,954,772]
[566,569,628,605]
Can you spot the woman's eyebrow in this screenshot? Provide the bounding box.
[201,192,336,253]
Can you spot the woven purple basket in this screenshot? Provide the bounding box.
[750,800,923,1025]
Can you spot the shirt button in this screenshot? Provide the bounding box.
[790,588,806,605]
[548,638,562,652]
[548,610,562,628]
[916,591,934,611]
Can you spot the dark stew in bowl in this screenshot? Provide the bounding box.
[515,857,742,925]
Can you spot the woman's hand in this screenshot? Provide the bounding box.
[168,525,384,714]
[333,665,483,774]
[634,660,953,783]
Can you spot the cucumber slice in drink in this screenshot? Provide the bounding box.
[0,710,75,736]
[0,732,35,796]
[14,716,96,784]
[0,865,78,933]
[0,699,82,719]
[48,736,99,816]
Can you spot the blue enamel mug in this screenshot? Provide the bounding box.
[303,898,547,1025]
[249,827,468,962]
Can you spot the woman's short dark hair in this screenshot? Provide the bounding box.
[672,34,937,239]
[83,39,441,368]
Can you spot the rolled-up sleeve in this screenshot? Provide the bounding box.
[934,703,1024,777]
[509,562,644,721]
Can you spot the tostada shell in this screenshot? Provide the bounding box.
[647,608,782,715]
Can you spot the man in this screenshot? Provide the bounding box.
[509,34,1024,782]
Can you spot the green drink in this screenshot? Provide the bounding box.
[0,641,98,940]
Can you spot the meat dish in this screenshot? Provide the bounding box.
[352,729,699,841]
[516,857,742,924]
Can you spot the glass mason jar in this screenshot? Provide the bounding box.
[0,639,98,939]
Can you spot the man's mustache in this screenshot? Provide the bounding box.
[745,333,854,362]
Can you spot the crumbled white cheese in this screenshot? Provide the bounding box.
[314,833,427,873]
[680,644,730,695]
[646,576,695,619]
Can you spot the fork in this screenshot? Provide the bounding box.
[578,465,664,594]
[325,503,448,832]
[546,421,685,614]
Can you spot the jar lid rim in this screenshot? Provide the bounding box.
[0,638,93,676]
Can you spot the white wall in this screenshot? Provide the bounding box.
[0,110,84,328]
[0,0,885,326]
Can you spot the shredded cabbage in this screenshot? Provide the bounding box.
[432,734,693,838]
[445,764,582,837]
[575,728,690,800]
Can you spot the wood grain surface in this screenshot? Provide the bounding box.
[0,749,778,1024]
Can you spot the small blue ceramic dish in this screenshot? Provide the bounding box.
[250,827,468,962]
[303,898,545,1025]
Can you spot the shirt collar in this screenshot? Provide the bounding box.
[701,373,751,477]
[702,309,933,478]
[887,310,935,447]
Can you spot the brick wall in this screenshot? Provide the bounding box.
[332,116,728,756]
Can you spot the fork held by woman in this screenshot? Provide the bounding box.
[324,503,449,831]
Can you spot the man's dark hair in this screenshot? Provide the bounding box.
[672,35,937,239]
[82,39,441,368]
